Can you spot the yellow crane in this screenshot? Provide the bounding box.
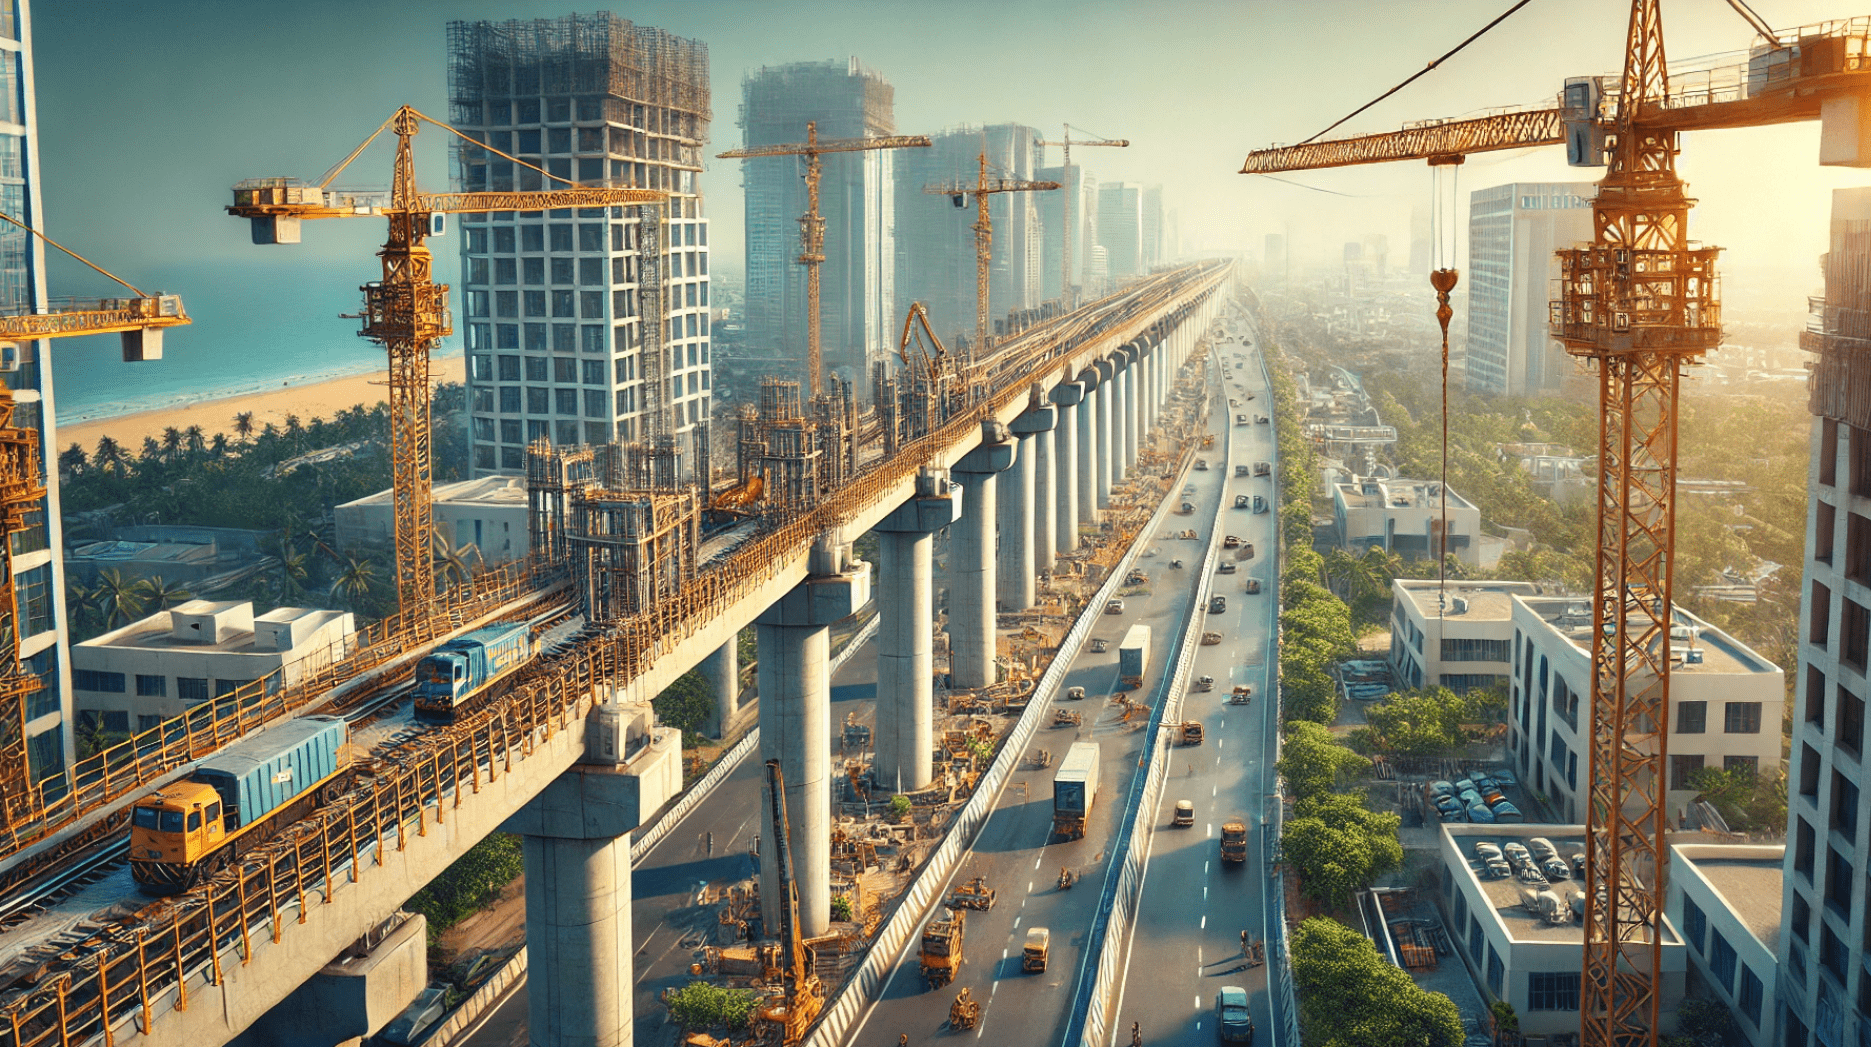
[0,215,186,830]
[227,106,665,617]
[924,153,1061,355]
[1243,7,1871,1045]
[718,123,931,397]
[757,759,823,1044]
[1035,125,1128,301]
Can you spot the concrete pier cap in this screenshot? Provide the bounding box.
[762,555,873,628]
[880,467,963,534]
[955,419,1016,474]
[1012,401,1057,434]
[1051,379,1086,406]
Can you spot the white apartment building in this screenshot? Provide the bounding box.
[1388,579,1786,823]
[1669,843,1781,1047]
[1464,182,1595,397]
[1439,823,1689,1039]
[335,475,529,565]
[1334,477,1483,566]
[73,601,357,733]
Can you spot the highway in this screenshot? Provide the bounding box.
[836,362,1232,1047]
[1111,308,1283,1045]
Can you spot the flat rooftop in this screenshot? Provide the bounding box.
[343,475,525,509]
[1335,478,1476,512]
[1517,596,1776,676]
[81,606,348,654]
[1447,825,1681,947]
[1677,847,1785,953]
[1398,583,1529,623]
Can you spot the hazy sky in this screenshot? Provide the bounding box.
[31,0,1871,312]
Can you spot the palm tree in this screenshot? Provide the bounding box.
[329,554,376,605]
[57,444,87,476]
[139,436,161,464]
[159,427,183,462]
[209,432,230,458]
[93,436,124,473]
[92,568,152,628]
[232,411,255,442]
[144,575,193,611]
[184,424,206,456]
[284,414,304,448]
[272,540,309,602]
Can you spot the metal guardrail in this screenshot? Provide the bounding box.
[0,263,1233,1047]
[1072,317,1225,1047]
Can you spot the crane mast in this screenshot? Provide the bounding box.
[923,153,1061,355]
[228,105,665,618]
[759,758,823,1044]
[1037,125,1128,302]
[1240,6,1871,1045]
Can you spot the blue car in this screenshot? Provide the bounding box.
[1491,801,1524,823]
[1493,769,1519,789]
[1467,802,1498,824]
[1216,985,1255,1043]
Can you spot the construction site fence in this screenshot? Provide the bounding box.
[1070,331,1222,1047]
[0,262,1231,1047]
[800,357,1202,1047]
[1,555,565,869]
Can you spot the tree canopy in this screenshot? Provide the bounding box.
[1290,917,1464,1047]
[665,981,757,1031]
[1283,792,1403,909]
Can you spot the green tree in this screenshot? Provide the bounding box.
[232,411,255,442]
[652,669,715,739]
[1352,686,1474,757]
[1283,793,1403,908]
[1290,917,1464,1047]
[144,575,194,611]
[1686,764,1787,834]
[664,981,757,1031]
[92,568,151,627]
[1277,721,1371,802]
[57,444,86,476]
[329,554,377,606]
[405,832,525,934]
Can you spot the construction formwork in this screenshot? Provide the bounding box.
[569,485,700,624]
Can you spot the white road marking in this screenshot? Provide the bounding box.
[1218,739,1224,750]
[1204,885,1209,900]
[1205,860,1210,875]
[1212,785,1217,797]
[1206,823,1212,837]
[1014,917,1021,930]
[1034,854,1042,871]
[1194,995,1201,1009]
[1201,915,1207,929]
[1028,881,1035,893]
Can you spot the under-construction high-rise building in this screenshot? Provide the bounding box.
[447,14,713,479]
[739,59,897,389]
[1141,184,1164,271]
[894,124,1044,350]
[1039,163,1097,302]
[1097,181,1144,284]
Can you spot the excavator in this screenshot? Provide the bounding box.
[755,760,824,1045]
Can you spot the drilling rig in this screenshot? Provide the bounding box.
[756,759,823,1044]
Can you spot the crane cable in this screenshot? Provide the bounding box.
[0,211,146,298]
[1430,161,1462,618]
[1296,0,1537,148]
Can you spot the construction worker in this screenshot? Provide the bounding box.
[900,1035,910,1047]
[1241,929,1249,955]
[1131,1020,1143,1046]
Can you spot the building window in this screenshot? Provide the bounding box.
[1468,916,1483,963]
[1830,847,1856,913]
[72,669,125,693]
[1813,580,1834,647]
[1852,424,1871,497]
[138,715,161,732]
[177,677,209,703]
[1845,598,1869,670]
[527,387,549,415]
[1486,945,1503,996]
[1841,687,1865,755]
[1801,744,1821,799]
[1710,928,1739,991]
[1669,753,1703,790]
[1818,501,1837,564]
[1724,754,1759,776]
[1840,775,1864,844]
[135,674,166,698]
[1723,702,1762,734]
[1797,816,1816,880]
[1823,417,1840,485]
[1793,890,1813,944]
[1737,966,1762,1027]
[1820,923,1848,984]
[1677,700,1707,734]
[1810,665,1828,727]
[15,565,50,638]
[1527,972,1580,1011]
[1681,895,1706,952]
[214,679,248,697]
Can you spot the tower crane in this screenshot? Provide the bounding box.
[226,106,666,618]
[0,215,187,830]
[924,153,1061,356]
[757,758,823,1044]
[1036,125,1128,302]
[1243,7,1871,1045]
[718,122,931,397]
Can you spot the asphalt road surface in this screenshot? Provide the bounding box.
[1112,312,1284,1046]
[838,366,1233,1047]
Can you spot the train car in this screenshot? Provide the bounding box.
[411,621,538,721]
[130,715,351,894]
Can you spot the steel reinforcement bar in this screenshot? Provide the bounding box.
[0,261,1229,1047]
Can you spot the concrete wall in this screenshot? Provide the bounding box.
[1668,845,1781,1047]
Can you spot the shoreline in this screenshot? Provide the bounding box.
[53,354,467,456]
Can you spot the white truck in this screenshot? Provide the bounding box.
[1053,742,1102,839]
[1118,624,1151,689]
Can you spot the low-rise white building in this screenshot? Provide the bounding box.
[73,601,357,733]
[1333,477,1483,566]
[1668,843,1781,1047]
[1438,823,1689,1038]
[335,475,528,564]
[1389,579,1786,822]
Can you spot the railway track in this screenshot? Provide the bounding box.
[0,838,129,932]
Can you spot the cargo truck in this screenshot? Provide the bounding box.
[1053,741,1101,839]
[919,909,965,988]
[131,715,352,893]
[1118,625,1150,689]
[1220,819,1248,864]
[413,620,539,721]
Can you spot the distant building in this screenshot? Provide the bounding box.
[335,475,529,564]
[739,59,896,388]
[1038,163,1083,301]
[1500,442,1593,505]
[1669,843,1780,1047]
[1783,184,1871,1047]
[1096,181,1143,283]
[894,124,1044,349]
[1331,476,1482,566]
[73,601,357,733]
[1410,204,1432,276]
[1464,182,1595,396]
[1438,823,1689,1039]
[447,13,713,476]
[1141,184,1164,270]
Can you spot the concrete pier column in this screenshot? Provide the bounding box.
[756,543,871,939]
[1032,411,1057,574]
[1121,350,1140,474]
[951,422,1016,688]
[1111,352,1131,485]
[504,707,681,1047]
[1052,381,1084,554]
[1094,357,1115,509]
[873,471,960,793]
[1074,372,1099,528]
[1002,402,1056,610]
[702,639,738,738]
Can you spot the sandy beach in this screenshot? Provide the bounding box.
[52,355,467,456]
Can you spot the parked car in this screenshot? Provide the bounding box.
[1492,768,1519,789]
[1457,788,1484,809]
[1491,800,1524,823]
[1244,579,1261,594]
[1454,778,1476,794]
[1090,639,1109,653]
[1434,796,1466,822]
[1065,687,1087,701]
[1427,780,1455,799]
[1467,802,1498,824]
